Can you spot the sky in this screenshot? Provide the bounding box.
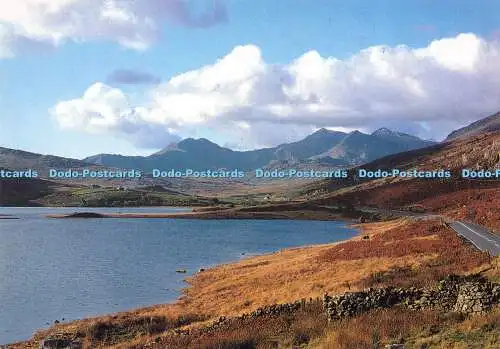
[1,0,500,159]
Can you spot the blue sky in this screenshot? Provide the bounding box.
[1,0,500,158]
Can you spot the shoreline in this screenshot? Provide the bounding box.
[6,217,496,348]
[0,205,194,210]
[6,218,361,347]
[45,202,371,221]
[46,211,353,220]
[0,214,18,220]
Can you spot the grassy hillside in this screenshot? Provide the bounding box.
[297,131,500,232]
[446,111,500,141]
[0,178,61,206]
[39,186,215,207]
[0,147,90,170]
[12,218,498,349]
[0,178,215,207]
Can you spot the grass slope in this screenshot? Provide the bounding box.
[12,218,497,349]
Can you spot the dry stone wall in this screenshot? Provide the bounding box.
[454,281,500,314]
[323,274,499,321]
[39,275,500,348]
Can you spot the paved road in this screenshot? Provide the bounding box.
[325,204,500,255]
[449,221,500,256]
[359,207,500,256]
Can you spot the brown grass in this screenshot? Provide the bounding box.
[112,302,328,349]
[319,220,491,288]
[109,306,499,349]
[316,308,447,349]
[313,308,500,349]
[180,219,459,317]
[306,132,500,233]
[421,188,500,233]
[13,218,496,349]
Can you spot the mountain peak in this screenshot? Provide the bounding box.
[177,138,224,152]
[349,130,365,136]
[306,128,347,140]
[80,126,435,172]
[305,128,333,139]
[152,142,181,156]
[371,127,395,137]
[178,138,216,146]
[314,127,330,135]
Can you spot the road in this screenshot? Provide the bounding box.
[317,204,500,255]
[358,206,500,256]
[352,205,500,256]
[449,221,500,256]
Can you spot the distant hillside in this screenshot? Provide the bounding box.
[311,128,435,165]
[298,129,500,232]
[0,147,90,170]
[85,138,277,171]
[301,130,500,198]
[371,127,436,150]
[273,128,347,161]
[0,173,62,206]
[84,128,434,171]
[446,111,500,141]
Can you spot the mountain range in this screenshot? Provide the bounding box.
[0,111,499,206]
[1,109,499,175]
[300,114,500,231]
[83,128,435,171]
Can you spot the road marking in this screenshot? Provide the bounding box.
[452,224,485,251]
[455,222,500,248]
[457,222,500,247]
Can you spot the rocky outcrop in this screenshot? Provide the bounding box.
[39,338,82,349]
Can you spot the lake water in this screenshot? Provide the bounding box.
[0,207,357,344]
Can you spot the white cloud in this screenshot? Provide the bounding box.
[51,82,181,148]
[52,33,500,149]
[0,0,227,57]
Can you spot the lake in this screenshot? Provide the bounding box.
[0,207,357,344]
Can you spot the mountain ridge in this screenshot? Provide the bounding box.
[0,147,92,170]
[446,111,500,141]
[82,128,435,171]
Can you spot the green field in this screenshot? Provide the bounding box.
[36,186,217,207]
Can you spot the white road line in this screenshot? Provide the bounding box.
[454,231,484,251]
[456,222,500,248]
[458,222,500,246]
